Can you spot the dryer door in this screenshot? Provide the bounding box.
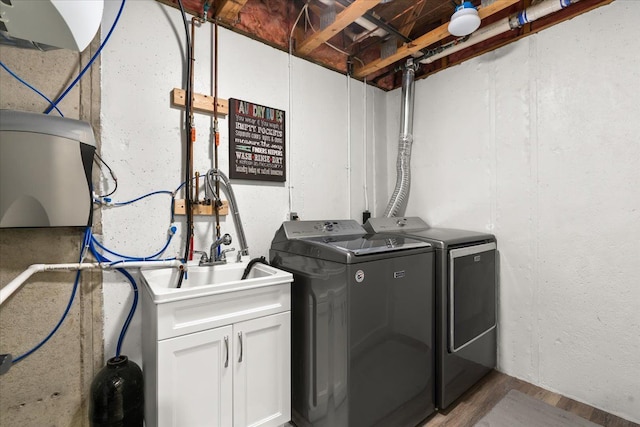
[448,242,496,353]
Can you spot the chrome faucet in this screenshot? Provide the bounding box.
[195,233,234,266]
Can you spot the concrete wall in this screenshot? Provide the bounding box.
[0,44,103,426]
[383,0,639,421]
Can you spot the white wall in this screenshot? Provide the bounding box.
[99,0,384,365]
[383,1,639,421]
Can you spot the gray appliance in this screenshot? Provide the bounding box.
[0,109,96,228]
[364,217,497,410]
[270,220,435,427]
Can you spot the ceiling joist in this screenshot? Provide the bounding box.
[296,0,383,56]
[354,0,521,78]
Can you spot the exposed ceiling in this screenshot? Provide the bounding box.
[157,0,614,90]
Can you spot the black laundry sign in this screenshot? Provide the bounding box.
[229,98,286,182]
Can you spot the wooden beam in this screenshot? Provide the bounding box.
[353,0,521,78]
[297,0,383,56]
[217,0,249,22]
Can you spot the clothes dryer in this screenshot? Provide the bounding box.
[364,217,497,410]
[270,220,436,427]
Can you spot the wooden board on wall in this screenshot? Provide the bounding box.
[171,88,229,117]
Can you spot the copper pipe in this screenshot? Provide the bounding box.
[213,16,221,241]
[189,18,198,203]
[195,171,200,203]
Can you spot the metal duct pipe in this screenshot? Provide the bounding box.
[384,59,416,217]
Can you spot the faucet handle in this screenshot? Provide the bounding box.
[193,250,209,264]
[219,247,236,261]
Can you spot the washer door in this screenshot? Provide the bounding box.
[448,242,496,353]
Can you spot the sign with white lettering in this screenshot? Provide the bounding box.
[229,98,286,182]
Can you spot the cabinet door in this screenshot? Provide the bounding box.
[233,311,291,427]
[157,326,233,427]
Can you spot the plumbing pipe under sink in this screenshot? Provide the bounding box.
[0,260,184,307]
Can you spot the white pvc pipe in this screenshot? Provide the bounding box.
[420,0,577,65]
[0,260,183,307]
[420,17,511,65]
[514,0,572,25]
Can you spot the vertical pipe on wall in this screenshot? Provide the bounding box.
[372,91,378,214]
[347,71,352,219]
[363,78,369,213]
[287,6,307,217]
[176,0,193,287]
[213,18,221,243]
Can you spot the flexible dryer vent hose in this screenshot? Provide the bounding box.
[384,60,416,218]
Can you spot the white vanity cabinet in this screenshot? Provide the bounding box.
[140,267,292,427]
[157,326,233,426]
[233,312,291,427]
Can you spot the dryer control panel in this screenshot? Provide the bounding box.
[281,219,365,239]
[364,216,429,233]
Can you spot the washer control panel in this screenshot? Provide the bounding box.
[282,219,366,239]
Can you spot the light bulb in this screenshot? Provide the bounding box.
[448,2,481,37]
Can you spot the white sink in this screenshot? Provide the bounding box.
[140,260,293,303]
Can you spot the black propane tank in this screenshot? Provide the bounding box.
[89,355,144,426]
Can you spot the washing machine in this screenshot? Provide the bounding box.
[270,220,435,427]
[364,217,497,410]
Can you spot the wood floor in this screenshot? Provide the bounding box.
[421,370,639,427]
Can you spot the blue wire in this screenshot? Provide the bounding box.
[114,268,138,358]
[12,227,91,364]
[111,190,174,206]
[106,257,176,267]
[174,176,200,193]
[45,0,127,114]
[90,232,174,261]
[0,61,64,117]
[89,234,139,358]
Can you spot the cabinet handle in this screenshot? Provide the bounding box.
[224,336,229,368]
[238,332,243,363]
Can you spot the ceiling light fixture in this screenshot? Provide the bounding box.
[448,1,481,37]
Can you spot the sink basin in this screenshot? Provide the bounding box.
[140,260,293,303]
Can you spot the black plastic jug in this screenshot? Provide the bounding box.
[89,355,143,426]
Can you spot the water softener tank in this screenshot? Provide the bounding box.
[0,110,96,227]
